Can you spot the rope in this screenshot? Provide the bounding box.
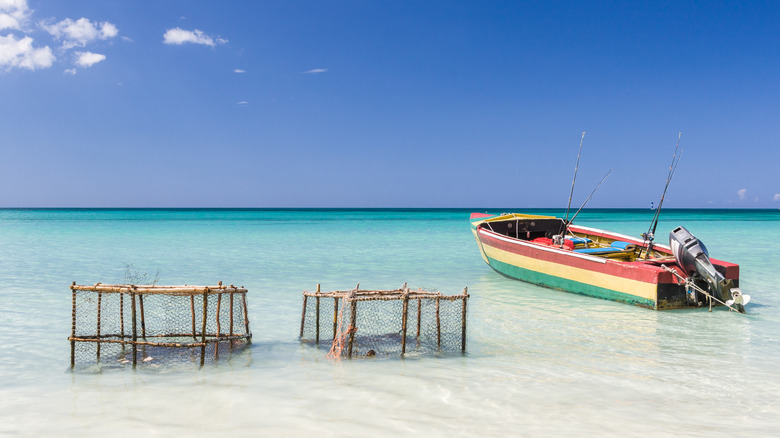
[327,298,357,359]
[661,265,741,313]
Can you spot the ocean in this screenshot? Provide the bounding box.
[1,208,778,436]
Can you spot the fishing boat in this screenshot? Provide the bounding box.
[471,133,748,311]
[470,212,743,310]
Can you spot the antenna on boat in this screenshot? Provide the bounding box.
[567,168,613,225]
[642,132,684,259]
[560,132,585,243]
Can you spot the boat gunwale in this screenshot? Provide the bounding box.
[476,223,675,269]
[471,214,671,252]
[568,224,672,253]
[477,227,609,265]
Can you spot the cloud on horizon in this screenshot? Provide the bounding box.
[163,27,226,47]
[774,194,780,202]
[305,68,327,74]
[234,68,245,73]
[737,188,747,200]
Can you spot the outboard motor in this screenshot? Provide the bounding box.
[669,226,732,303]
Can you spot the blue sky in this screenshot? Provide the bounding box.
[1,0,778,208]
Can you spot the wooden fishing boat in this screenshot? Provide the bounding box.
[470,212,741,310]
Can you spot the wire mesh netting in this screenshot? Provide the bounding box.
[300,285,468,359]
[69,283,251,371]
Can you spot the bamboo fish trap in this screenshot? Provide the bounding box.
[69,281,251,369]
[300,284,469,358]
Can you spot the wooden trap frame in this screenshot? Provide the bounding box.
[300,284,469,358]
[69,281,251,368]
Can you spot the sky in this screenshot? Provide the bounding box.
[1,0,779,208]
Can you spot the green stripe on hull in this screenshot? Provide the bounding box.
[487,255,657,309]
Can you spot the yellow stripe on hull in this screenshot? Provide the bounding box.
[481,241,658,302]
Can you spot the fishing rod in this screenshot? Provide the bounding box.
[567,168,613,226]
[559,132,585,245]
[564,132,586,224]
[642,132,684,258]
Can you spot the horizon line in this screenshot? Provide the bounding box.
[1,207,778,211]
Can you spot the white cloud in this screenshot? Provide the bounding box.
[75,51,104,67]
[305,68,327,74]
[774,194,780,202]
[0,0,30,31]
[163,27,226,46]
[43,17,119,49]
[737,188,747,200]
[233,68,245,73]
[2,4,119,72]
[236,101,248,105]
[0,34,54,70]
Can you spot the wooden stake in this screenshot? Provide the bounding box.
[200,288,208,367]
[315,284,321,345]
[131,291,137,367]
[300,295,308,339]
[139,295,146,339]
[216,293,222,336]
[190,295,196,339]
[229,291,234,336]
[461,288,468,352]
[333,297,339,340]
[416,297,422,338]
[70,283,76,367]
[119,291,125,342]
[242,291,250,339]
[401,289,409,356]
[96,292,102,361]
[215,293,222,359]
[347,298,357,358]
[436,297,441,349]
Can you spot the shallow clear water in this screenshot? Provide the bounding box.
[1,209,779,436]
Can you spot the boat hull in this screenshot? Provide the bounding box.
[470,213,739,310]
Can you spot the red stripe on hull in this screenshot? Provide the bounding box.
[479,229,676,285]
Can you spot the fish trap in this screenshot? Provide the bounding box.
[300,284,469,358]
[69,282,252,369]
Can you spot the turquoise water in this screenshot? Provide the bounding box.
[1,208,779,436]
